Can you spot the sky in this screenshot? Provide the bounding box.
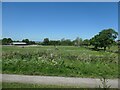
[2,2,118,41]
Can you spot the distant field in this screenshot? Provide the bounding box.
[2,45,118,78]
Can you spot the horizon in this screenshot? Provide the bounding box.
[2,2,118,41]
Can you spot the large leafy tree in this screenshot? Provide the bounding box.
[2,38,12,45]
[90,29,118,51]
[43,38,49,45]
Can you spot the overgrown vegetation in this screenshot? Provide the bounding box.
[2,45,118,78]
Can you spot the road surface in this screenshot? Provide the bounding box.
[1,74,119,88]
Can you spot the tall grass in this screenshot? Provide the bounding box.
[2,46,118,78]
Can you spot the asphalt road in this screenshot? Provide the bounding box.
[1,74,119,88]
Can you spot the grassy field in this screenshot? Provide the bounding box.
[2,45,118,78]
[2,82,82,88]
[2,82,120,89]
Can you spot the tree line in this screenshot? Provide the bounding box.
[1,37,92,47]
[2,38,35,45]
[2,28,119,51]
[41,37,88,46]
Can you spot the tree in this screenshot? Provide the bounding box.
[83,39,90,46]
[29,41,36,45]
[43,38,49,45]
[61,38,65,45]
[0,39,2,45]
[7,38,12,43]
[49,40,61,46]
[22,39,29,44]
[2,38,7,45]
[2,38,12,45]
[90,34,100,50]
[60,38,72,46]
[90,29,118,51]
[74,37,83,46]
[64,39,72,46]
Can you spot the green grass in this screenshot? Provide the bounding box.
[2,82,81,88]
[2,45,118,78]
[2,82,120,89]
[0,45,2,73]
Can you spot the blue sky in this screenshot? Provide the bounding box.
[2,2,118,41]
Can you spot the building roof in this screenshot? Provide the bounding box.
[12,42,27,45]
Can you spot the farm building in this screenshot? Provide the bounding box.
[12,42,27,45]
